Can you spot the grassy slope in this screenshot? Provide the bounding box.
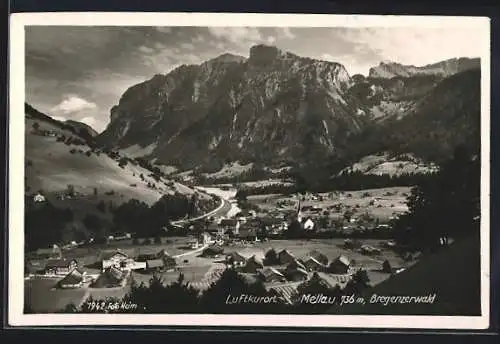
[26,114,199,206]
[331,234,481,316]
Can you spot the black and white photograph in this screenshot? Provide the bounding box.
[8,13,491,329]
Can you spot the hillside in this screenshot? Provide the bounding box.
[342,68,481,165]
[331,233,481,316]
[340,152,439,177]
[25,103,201,205]
[64,119,99,138]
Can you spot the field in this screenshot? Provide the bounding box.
[247,186,411,222]
[340,152,439,177]
[25,277,88,312]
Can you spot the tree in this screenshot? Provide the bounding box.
[393,145,480,252]
[382,260,392,273]
[67,184,75,196]
[32,122,40,131]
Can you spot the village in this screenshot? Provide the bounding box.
[24,188,412,312]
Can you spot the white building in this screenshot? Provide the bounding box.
[33,192,46,203]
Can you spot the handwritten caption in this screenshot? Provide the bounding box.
[85,300,138,312]
[225,293,437,306]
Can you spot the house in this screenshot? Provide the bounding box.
[145,259,165,272]
[242,255,264,273]
[225,252,247,267]
[57,268,86,289]
[285,260,309,282]
[199,232,214,245]
[44,258,78,276]
[328,255,351,274]
[308,272,351,290]
[187,238,199,249]
[286,259,307,272]
[303,217,315,230]
[91,266,126,288]
[161,255,177,271]
[278,249,296,265]
[219,218,240,236]
[360,245,381,255]
[306,250,329,266]
[101,250,131,271]
[285,267,309,282]
[259,267,286,283]
[302,256,328,272]
[236,226,258,242]
[33,192,46,203]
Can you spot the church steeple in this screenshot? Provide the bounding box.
[297,196,302,223]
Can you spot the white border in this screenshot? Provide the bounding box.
[8,12,491,329]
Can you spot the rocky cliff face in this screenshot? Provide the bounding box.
[368,57,480,79]
[97,47,480,171]
[98,45,368,169]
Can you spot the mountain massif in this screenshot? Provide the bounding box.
[96,45,481,173]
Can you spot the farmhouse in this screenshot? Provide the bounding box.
[328,255,351,274]
[308,272,351,290]
[278,249,296,265]
[101,250,132,271]
[302,256,327,272]
[225,252,247,267]
[306,250,329,266]
[187,238,200,249]
[57,268,86,289]
[259,267,286,283]
[285,260,309,282]
[92,266,126,288]
[242,255,264,273]
[236,226,258,242]
[44,258,78,276]
[286,259,307,272]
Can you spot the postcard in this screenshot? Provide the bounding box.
[8,12,491,329]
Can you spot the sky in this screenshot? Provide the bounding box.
[25,26,484,133]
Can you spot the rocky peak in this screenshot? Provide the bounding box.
[369,57,480,79]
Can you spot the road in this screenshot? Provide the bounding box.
[173,244,209,258]
[170,186,235,227]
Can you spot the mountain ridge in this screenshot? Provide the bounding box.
[96,46,480,174]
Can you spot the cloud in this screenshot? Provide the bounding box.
[277,27,296,40]
[51,95,97,114]
[208,27,264,45]
[180,42,196,50]
[138,45,155,54]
